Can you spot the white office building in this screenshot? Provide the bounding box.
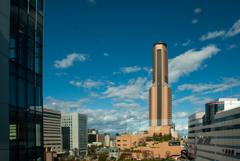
[188,98,240,161]
[61,113,88,155]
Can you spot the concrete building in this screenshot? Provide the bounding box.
[0,0,44,160]
[61,113,88,155]
[187,112,205,159]
[43,108,62,153]
[96,134,105,146]
[188,98,240,161]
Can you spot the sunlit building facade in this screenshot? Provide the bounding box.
[0,0,44,160]
[61,113,88,154]
[148,42,172,135]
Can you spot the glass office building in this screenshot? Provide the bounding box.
[0,0,44,160]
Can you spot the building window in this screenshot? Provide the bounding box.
[117,140,120,142]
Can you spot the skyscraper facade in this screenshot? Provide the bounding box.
[0,0,44,160]
[149,42,172,128]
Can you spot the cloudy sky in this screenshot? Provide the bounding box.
[43,0,240,136]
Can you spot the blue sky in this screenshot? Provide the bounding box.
[43,0,240,136]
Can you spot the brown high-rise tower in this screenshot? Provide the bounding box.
[149,42,172,128]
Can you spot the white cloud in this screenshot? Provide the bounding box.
[55,72,67,76]
[192,19,198,24]
[168,44,220,84]
[225,19,240,37]
[89,92,100,98]
[182,40,191,46]
[174,43,178,46]
[120,66,142,73]
[143,67,153,75]
[199,19,240,41]
[54,53,89,69]
[173,94,212,106]
[70,79,104,89]
[44,96,90,109]
[44,97,149,134]
[193,108,205,113]
[103,53,109,56]
[199,30,225,41]
[113,102,140,110]
[177,78,240,94]
[172,112,190,119]
[69,80,75,85]
[227,44,237,50]
[113,72,121,75]
[194,8,202,13]
[101,77,150,102]
[105,80,115,85]
[75,76,80,79]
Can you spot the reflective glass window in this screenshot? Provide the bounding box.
[36,74,42,85]
[9,106,17,120]
[19,148,27,160]
[28,148,36,160]
[37,12,43,26]
[18,43,27,67]
[19,0,27,11]
[18,77,26,108]
[29,5,36,18]
[18,121,27,148]
[18,32,27,46]
[10,0,18,27]
[36,85,42,111]
[29,0,36,8]
[19,8,27,34]
[36,54,42,74]
[36,124,42,146]
[9,121,17,147]
[28,123,35,147]
[28,81,35,110]
[27,49,34,70]
[28,37,34,50]
[37,0,43,15]
[10,25,18,39]
[36,24,43,45]
[18,66,26,78]
[10,149,17,161]
[36,43,42,55]
[27,70,34,82]
[9,74,17,106]
[18,108,27,120]
[28,109,35,121]
[9,48,16,62]
[28,16,35,39]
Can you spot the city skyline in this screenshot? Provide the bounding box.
[43,0,240,136]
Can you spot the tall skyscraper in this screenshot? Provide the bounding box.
[0,0,44,160]
[149,42,172,127]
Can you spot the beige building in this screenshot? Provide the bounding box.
[43,108,62,153]
[116,42,181,158]
[148,42,172,135]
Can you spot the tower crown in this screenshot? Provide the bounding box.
[153,42,167,47]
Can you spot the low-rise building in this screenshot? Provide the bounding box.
[43,108,62,153]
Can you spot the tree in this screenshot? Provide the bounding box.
[136,152,140,159]
[98,153,107,161]
[150,150,154,159]
[116,133,119,136]
[165,150,171,158]
[142,150,150,159]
